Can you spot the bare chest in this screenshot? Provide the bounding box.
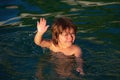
[50,46,75,56]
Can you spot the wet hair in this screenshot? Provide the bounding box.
[51,17,77,45]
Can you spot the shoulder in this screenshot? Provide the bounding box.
[72,45,82,57]
[72,45,82,52]
[49,41,58,52]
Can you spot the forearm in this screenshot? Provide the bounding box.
[75,57,83,68]
[75,57,84,75]
[34,31,44,46]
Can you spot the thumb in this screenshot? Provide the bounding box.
[46,25,49,28]
[45,25,49,30]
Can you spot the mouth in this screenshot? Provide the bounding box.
[66,41,73,44]
[67,40,74,43]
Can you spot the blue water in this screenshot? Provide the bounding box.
[0,0,120,80]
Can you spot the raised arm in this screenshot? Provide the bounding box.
[34,18,51,48]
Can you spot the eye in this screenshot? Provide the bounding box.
[63,33,68,36]
[71,33,75,36]
[61,32,67,36]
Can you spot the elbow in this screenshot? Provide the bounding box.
[34,39,41,46]
[34,39,45,48]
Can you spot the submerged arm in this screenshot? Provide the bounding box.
[75,57,84,75]
[74,46,85,75]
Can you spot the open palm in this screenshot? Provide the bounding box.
[37,18,49,34]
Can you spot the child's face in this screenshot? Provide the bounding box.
[58,28,75,47]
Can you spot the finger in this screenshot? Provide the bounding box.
[40,18,41,22]
[47,25,49,27]
[40,18,45,25]
[40,18,44,23]
[76,69,80,72]
[43,25,49,32]
[37,21,39,27]
[42,18,46,26]
[37,21,41,29]
[45,25,49,30]
[40,18,42,24]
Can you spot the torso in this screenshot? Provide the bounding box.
[49,42,77,56]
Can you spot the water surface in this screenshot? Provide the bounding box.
[0,0,120,80]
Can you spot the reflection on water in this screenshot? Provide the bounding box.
[36,51,82,80]
[0,0,120,80]
[62,0,120,7]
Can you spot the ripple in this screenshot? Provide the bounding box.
[0,12,63,27]
[77,1,120,7]
[82,37,104,44]
[62,0,120,7]
[5,5,19,9]
[0,28,41,57]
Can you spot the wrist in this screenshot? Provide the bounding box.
[36,31,44,36]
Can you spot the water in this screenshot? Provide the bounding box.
[0,0,120,80]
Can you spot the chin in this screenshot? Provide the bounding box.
[66,43,72,47]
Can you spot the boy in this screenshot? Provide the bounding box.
[34,17,84,76]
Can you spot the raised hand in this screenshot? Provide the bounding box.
[37,18,49,34]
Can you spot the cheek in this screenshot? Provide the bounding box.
[61,37,66,41]
[58,36,65,42]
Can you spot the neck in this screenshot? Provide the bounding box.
[58,43,71,49]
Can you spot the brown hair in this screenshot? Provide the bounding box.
[51,17,77,45]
